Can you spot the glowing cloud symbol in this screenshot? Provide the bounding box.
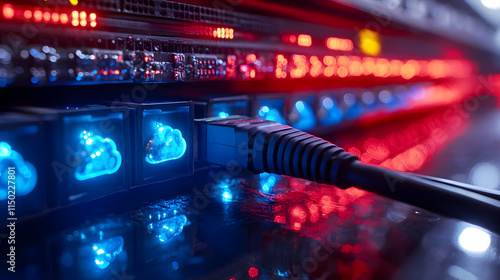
[0,142,38,200]
[92,236,124,269]
[74,131,122,181]
[145,123,186,164]
[147,214,188,243]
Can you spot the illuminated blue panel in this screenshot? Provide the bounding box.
[0,116,45,219]
[137,102,193,184]
[145,123,186,164]
[256,97,286,125]
[289,99,317,131]
[75,131,122,181]
[53,109,130,205]
[92,236,124,269]
[319,97,344,126]
[0,142,38,200]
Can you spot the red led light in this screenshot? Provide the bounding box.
[2,3,95,28]
[326,37,354,51]
[51,13,59,23]
[23,10,32,20]
[2,3,14,20]
[43,11,50,22]
[60,13,68,24]
[248,267,259,278]
[297,34,312,47]
[33,10,42,22]
[246,54,256,64]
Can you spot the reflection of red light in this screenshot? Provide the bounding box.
[291,206,307,223]
[297,34,312,47]
[2,4,14,20]
[248,267,259,278]
[341,244,353,253]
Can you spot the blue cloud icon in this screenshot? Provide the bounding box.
[92,236,124,269]
[75,131,122,181]
[145,122,186,164]
[0,142,38,200]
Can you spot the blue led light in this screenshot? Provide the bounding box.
[0,142,37,200]
[74,131,122,181]
[258,106,286,125]
[145,122,186,164]
[321,97,344,126]
[291,101,316,131]
[147,214,188,243]
[222,189,233,202]
[92,236,124,269]
[343,94,364,120]
[218,111,230,118]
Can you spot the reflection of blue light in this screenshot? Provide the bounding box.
[222,190,233,202]
[458,226,491,254]
[291,100,316,131]
[321,97,344,126]
[260,172,280,193]
[145,122,186,164]
[258,106,286,125]
[0,142,37,200]
[74,131,122,181]
[147,215,188,244]
[92,236,124,269]
[218,111,229,118]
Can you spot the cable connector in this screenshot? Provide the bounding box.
[195,115,358,187]
[196,116,500,233]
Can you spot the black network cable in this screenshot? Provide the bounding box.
[196,116,500,234]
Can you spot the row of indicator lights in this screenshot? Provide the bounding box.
[276,55,473,80]
[208,27,234,39]
[2,4,97,27]
[283,34,354,51]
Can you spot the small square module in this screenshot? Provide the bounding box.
[116,101,193,185]
[19,106,132,206]
[0,113,47,218]
[288,93,317,131]
[253,95,288,125]
[194,95,250,118]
